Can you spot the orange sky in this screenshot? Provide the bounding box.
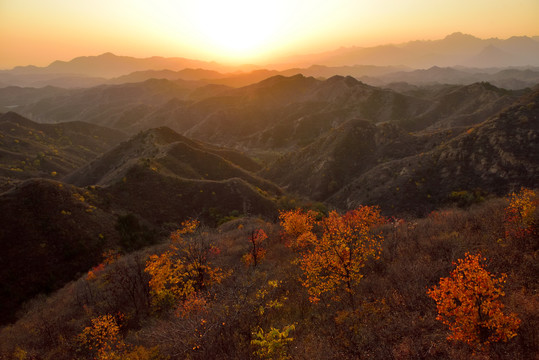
[1,0,538,69]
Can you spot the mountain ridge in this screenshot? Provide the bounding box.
[2,33,539,89]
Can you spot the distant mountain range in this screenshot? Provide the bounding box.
[1,33,538,324]
[6,52,224,78]
[4,75,527,152]
[278,32,539,69]
[1,33,539,89]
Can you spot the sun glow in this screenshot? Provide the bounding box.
[1,0,539,69]
[189,0,289,61]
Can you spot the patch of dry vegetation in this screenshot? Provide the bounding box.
[0,191,537,359]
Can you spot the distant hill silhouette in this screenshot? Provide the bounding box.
[8,52,225,78]
[278,32,539,69]
[2,33,539,88]
[373,66,539,90]
[20,79,198,128]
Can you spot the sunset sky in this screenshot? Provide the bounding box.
[1,0,538,69]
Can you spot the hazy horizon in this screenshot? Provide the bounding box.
[2,0,539,70]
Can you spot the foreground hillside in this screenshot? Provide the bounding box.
[0,179,122,324]
[0,192,537,359]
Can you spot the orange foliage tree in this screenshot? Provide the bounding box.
[242,229,268,267]
[504,187,538,241]
[78,313,126,359]
[427,252,520,352]
[280,206,386,306]
[145,219,227,312]
[279,209,316,244]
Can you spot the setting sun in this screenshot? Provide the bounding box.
[189,0,287,61]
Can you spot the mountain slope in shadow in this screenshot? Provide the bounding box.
[64,126,281,225]
[0,179,121,324]
[329,89,539,215]
[265,89,538,216]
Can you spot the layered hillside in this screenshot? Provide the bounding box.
[265,89,538,215]
[0,126,282,324]
[0,112,125,187]
[0,86,68,111]
[11,75,524,152]
[263,119,462,201]
[64,126,281,225]
[403,82,525,130]
[22,79,200,129]
[329,90,539,215]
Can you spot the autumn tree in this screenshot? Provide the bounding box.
[78,313,126,359]
[145,219,227,312]
[427,252,521,352]
[279,209,317,249]
[504,187,538,242]
[280,206,386,306]
[251,324,295,360]
[242,229,268,267]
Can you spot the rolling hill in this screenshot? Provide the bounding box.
[264,89,539,216]
[0,112,126,189]
[12,75,524,153]
[63,126,281,225]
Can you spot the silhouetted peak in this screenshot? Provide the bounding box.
[327,75,346,82]
[141,77,174,86]
[468,81,499,91]
[423,66,460,74]
[326,75,360,87]
[506,36,536,44]
[444,32,478,41]
[257,73,311,87]
[138,126,186,145]
[98,52,117,57]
